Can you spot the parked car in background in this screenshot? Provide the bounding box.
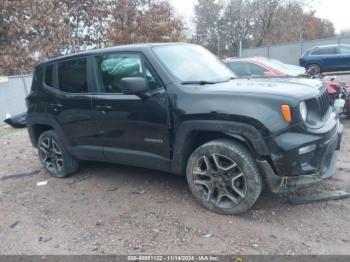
[299,44,350,74]
[223,56,350,116]
[223,56,306,77]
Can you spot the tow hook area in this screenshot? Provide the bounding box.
[256,159,324,194]
[287,190,350,205]
[257,159,350,205]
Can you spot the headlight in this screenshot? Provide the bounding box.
[299,101,307,121]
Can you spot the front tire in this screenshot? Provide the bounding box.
[186,139,262,215]
[37,130,79,178]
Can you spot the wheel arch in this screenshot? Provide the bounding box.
[171,120,270,175]
[26,114,70,149]
[31,124,53,146]
[306,61,322,71]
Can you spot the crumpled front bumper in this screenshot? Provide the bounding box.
[258,117,342,194]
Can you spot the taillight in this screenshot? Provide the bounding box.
[326,83,339,94]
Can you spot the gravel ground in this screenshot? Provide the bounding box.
[0,120,349,255]
[325,72,350,83]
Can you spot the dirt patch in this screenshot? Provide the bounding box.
[0,121,349,255]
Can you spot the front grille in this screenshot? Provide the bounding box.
[318,90,331,119]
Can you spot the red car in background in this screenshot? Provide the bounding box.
[223,56,350,116]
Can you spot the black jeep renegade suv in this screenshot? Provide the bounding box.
[26,43,342,214]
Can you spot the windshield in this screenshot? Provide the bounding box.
[259,58,305,76]
[152,44,235,83]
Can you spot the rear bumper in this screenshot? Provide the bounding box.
[259,116,342,193]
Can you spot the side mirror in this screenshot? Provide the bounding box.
[120,77,148,97]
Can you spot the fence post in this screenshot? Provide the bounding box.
[21,75,29,96]
[239,40,242,57]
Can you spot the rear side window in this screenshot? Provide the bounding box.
[248,63,266,75]
[226,62,250,76]
[311,47,337,55]
[94,54,143,93]
[44,63,53,87]
[58,58,88,93]
[339,46,350,55]
[31,65,44,92]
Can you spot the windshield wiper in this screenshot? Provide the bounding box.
[181,80,218,85]
[181,77,235,85]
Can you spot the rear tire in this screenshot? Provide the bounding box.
[37,130,79,178]
[186,139,263,215]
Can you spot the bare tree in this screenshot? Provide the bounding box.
[219,0,252,56]
[192,0,336,56]
[193,0,223,54]
[340,29,350,37]
[250,0,281,47]
[106,0,184,45]
[0,0,184,75]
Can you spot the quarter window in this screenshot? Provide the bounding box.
[226,62,250,76]
[58,58,88,93]
[248,63,266,75]
[44,63,53,87]
[311,47,337,55]
[340,46,350,55]
[144,63,162,91]
[95,54,143,93]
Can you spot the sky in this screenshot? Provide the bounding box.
[171,0,350,34]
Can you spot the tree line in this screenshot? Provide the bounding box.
[0,0,184,75]
[193,0,335,56]
[0,0,336,75]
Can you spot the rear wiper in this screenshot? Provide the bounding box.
[181,80,217,85]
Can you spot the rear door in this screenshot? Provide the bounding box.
[311,47,339,71]
[47,57,103,160]
[91,52,171,168]
[338,45,350,70]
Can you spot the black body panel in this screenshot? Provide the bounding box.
[26,43,342,193]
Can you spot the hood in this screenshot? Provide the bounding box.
[285,65,306,76]
[196,77,324,100]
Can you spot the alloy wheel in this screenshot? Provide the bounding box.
[39,137,64,175]
[192,153,247,209]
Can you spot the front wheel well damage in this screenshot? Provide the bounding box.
[180,130,257,175]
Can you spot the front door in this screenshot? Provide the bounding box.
[91,52,171,169]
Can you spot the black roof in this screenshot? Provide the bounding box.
[37,42,189,66]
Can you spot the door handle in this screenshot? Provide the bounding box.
[95,105,112,112]
[49,103,63,107]
[48,103,63,112]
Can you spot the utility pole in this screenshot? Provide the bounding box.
[217,36,220,57]
[239,40,242,57]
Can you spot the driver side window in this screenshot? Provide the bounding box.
[94,53,162,93]
[95,54,143,93]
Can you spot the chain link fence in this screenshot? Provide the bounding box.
[241,36,350,65]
